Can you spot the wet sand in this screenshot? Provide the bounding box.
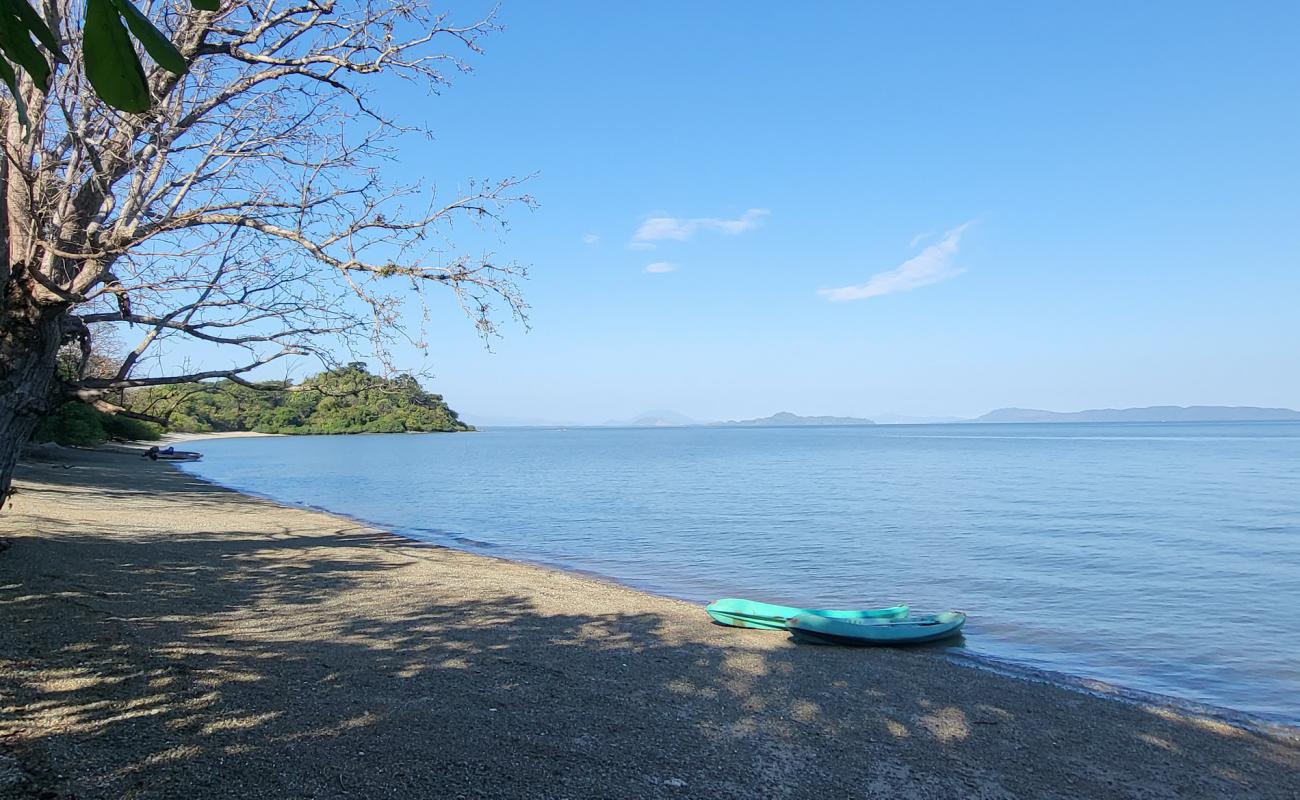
[1,446,1297,799]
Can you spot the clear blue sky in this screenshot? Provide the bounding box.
[240,3,1300,422]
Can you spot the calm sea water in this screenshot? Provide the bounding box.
[179,422,1300,725]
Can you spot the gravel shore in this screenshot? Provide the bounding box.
[1,446,1297,799]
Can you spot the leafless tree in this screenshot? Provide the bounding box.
[0,0,532,496]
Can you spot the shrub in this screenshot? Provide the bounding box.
[32,403,162,446]
[102,413,162,442]
[32,403,106,446]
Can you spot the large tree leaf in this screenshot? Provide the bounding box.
[109,0,185,75]
[83,0,148,112]
[0,0,66,63]
[0,52,30,128]
[0,12,51,88]
[1,0,206,111]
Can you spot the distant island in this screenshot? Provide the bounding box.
[972,406,1300,423]
[715,411,876,427]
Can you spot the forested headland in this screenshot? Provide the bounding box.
[34,364,472,446]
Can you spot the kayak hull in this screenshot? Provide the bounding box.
[706,598,909,630]
[787,611,966,646]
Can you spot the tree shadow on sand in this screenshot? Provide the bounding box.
[2,452,1298,799]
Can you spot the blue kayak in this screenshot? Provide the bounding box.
[705,598,909,630]
[787,611,966,646]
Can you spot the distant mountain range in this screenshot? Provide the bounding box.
[867,412,966,425]
[464,414,583,428]
[972,406,1300,423]
[714,411,876,427]
[605,410,699,427]
[471,405,1300,428]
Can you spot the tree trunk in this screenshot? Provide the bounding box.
[0,284,65,503]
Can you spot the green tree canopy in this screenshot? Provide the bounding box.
[127,364,473,435]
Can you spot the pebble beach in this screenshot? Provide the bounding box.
[1,446,1298,799]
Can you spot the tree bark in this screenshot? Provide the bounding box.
[0,278,65,502]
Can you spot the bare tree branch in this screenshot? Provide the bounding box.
[3,1,530,382]
[0,0,532,495]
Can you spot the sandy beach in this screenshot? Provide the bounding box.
[1,446,1297,799]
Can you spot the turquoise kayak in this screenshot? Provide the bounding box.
[705,598,909,630]
[787,611,966,646]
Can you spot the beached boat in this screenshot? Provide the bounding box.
[705,598,909,630]
[154,452,202,462]
[143,446,202,462]
[786,611,966,646]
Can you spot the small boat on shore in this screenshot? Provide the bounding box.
[154,452,202,462]
[705,598,909,630]
[143,446,202,462]
[787,611,966,646]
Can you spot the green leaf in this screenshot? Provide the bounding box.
[109,0,185,75]
[190,0,218,11]
[0,54,30,129]
[83,0,148,112]
[0,12,51,88]
[0,0,67,64]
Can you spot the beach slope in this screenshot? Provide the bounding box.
[1,448,1297,799]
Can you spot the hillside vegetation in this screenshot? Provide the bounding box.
[127,364,473,435]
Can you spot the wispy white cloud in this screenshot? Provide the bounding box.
[820,221,974,302]
[582,233,600,245]
[633,208,769,243]
[644,261,676,273]
[627,241,656,251]
[909,230,935,248]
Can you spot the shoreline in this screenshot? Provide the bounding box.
[185,468,1297,737]
[161,430,285,444]
[2,446,1298,798]
[168,435,1298,736]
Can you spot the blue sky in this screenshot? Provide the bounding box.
[207,3,1300,422]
